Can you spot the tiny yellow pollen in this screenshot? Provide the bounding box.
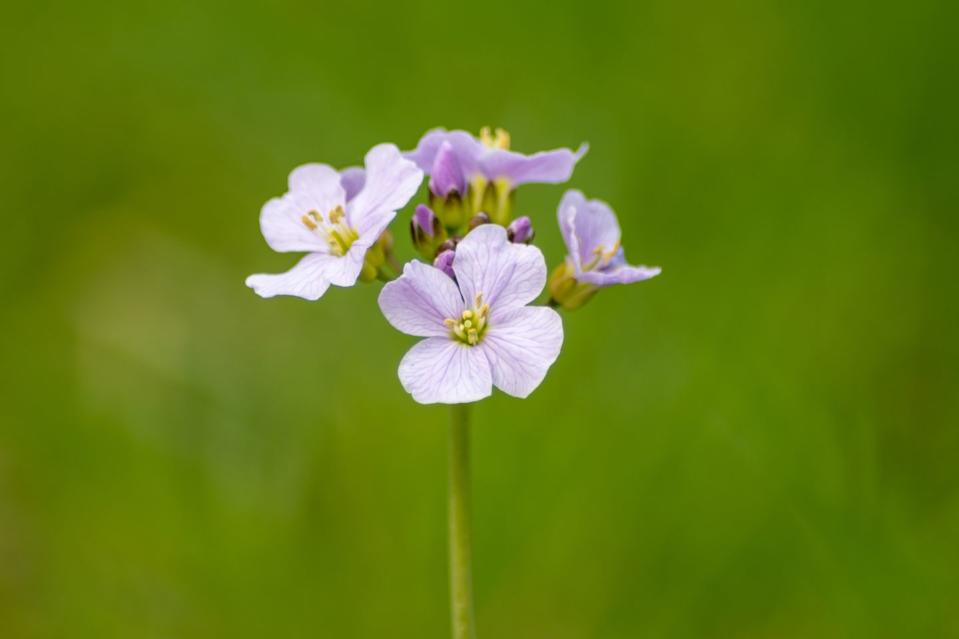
[301,214,318,230]
[462,310,474,320]
[444,318,457,328]
[329,205,345,224]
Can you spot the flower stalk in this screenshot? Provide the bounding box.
[449,403,477,639]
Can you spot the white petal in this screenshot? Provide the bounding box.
[453,224,547,312]
[398,338,493,404]
[481,306,563,398]
[348,143,423,236]
[260,163,346,253]
[245,253,337,300]
[378,261,464,337]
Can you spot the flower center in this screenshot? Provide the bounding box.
[444,294,490,346]
[479,126,511,150]
[301,205,359,256]
[582,240,620,271]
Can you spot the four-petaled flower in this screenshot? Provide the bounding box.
[557,189,661,288]
[378,225,564,404]
[246,144,422,300]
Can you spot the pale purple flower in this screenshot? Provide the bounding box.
[557,190,661,287]
[246,144,423,300]
[406,128,588,191]
[379,225,563,404]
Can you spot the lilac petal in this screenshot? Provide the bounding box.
[480,142,587,187]
[405,129,484,179]
[398,338,493,404]
[348,143,423,237]
[480,306,563,398]
[258,196,329,253]
[429,141,467,197]
[578,263,662,287]
[260,164,346,253]
[558,189,621,269]
[433,249,456,279]
[245,252,337,300]
[339,166,366,202]
[378,261,464,337]
[453,225,547,313]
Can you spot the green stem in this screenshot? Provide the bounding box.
[449,403,477,639]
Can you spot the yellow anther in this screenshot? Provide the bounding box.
[462,310,474,320]
[301,215,318,230]
[444,318,457,328]
[329,205,345,224]
[479,127,510,150]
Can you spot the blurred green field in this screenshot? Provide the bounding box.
[1,0,957,637]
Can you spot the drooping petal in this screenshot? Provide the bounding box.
[453,224,547,313]
[378,261,465,337]
[480,142,587,187]
[405,129,484,179]
[577,259,662,287]
[259,163,346,253]
[480,306,564,398]
[558,189,622,269]
[245,253,338,300]
[429,141,467,196]
[398,337,493,404]
[339,166,366,202]
[347,143,423,237]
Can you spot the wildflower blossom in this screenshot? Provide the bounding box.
[379,225,563,404]
[550,190,660,309]
[246,144,422,300]
[406,127,587,225]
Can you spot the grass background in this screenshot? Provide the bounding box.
[1,0,957,636]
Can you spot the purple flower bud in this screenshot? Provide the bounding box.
[433,249,456,279]
[413,204,436,238]
[507,215,534,244]
[468,211,490,230]
[428,141,466,198]
[439,237,459,253]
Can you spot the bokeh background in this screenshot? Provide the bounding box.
[2,0,957,636]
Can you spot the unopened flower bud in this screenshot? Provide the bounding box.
[439,237,459,253]
[410,205,446,257]
[507,216,534,244]
[468,212,490,230]
[434,249,456,280]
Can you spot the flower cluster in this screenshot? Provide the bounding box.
[247,128,660,404]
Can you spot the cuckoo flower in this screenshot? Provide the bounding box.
[550,190,661,309]
[379,225,563,404]
[406,127,588,224]
[246,144,422,300]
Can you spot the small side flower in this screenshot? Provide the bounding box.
[549,190,661,310]
[246,144,423,300]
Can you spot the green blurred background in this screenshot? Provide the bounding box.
[2,0,957,636]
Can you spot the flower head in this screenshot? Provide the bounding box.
[246,144,423,300]
[406,128,588,225]
[379,225,564,404]
[550,190,660,309]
